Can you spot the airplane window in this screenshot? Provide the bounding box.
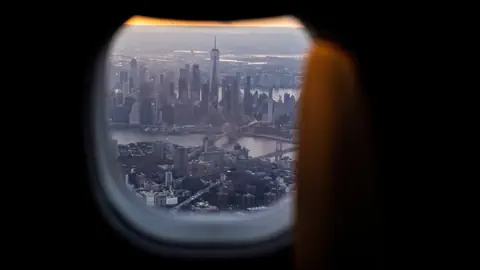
[94,15,311,248]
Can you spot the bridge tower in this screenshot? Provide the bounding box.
[275,141,283,161]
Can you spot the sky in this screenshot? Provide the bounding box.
[125,16,304,28]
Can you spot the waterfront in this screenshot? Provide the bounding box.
[110,130,296,159]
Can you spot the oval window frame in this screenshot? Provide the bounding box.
[87,17,311,256]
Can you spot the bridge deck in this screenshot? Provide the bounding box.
[172,182,221,211]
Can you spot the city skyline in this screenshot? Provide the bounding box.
[108,24,302,213]
[125,16,304,28]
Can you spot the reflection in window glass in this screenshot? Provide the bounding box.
[105,16,310,214]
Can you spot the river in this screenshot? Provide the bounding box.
[111,130,296,159]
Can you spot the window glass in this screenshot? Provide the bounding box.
[103,16,310,218]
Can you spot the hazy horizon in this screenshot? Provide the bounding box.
[125,15,304,28]
[111,23,311,57]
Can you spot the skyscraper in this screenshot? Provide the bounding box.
[267,98,274,123]
[174,147,188,177]
[223,76,232,112]
[221,78,228,105]
[178,67,189,102]
[253,91,259,110]
[139,65,148,85]
[130,58,138,89]
[243,76,253,116]
[113,89,124,107]
[129,101,140,125]
[155,141,164,159]
[209,37,220,102]
[284,93,291,105]
[110,139,118,158]
[201,81,209,114]
[122,80,130,97]
[152,99,158,125]
[191,64,201,101]
[139,81,155,125]
[119,70,129,85]
[165,171,173,188]
[156,73,166,107]
[159,74,164,92]
[230,74,240,117]
[129,76,134,94]
[169,82,176,100]
[203,136,208,152]
[108,61,116,90]
[139,99,155,125]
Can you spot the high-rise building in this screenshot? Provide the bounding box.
[209,37,220,102]
[139,99,155,125]
[149,74,156,86]
[155,74,163,97]
[119,70,129,85]
[221,78,228,105]
[156,73,166,106]
[174,147,188,177]
[122,80,129,97]
[287,95,296,117]
[145,192,155,207]
[203,136,208,152]
[161,104,174,125]
[159,73,164,92]
[223,79,231,111]
[164,70,175,89]
[165,171,173,188]
[152,99,158,125]
[140,81,155,99]
[178,67,189,102]
[139,65,148,85]
[191,64,201,101]
[201,82,210,113]
[139,81,156,125]
[108,61,116,90]
[243,76,253,116]
[127,171,136,186]
[274,100,288,122]
[157,110,162,123]
[230,73,240,117]
[284,93,291,104]
[113,89,123,107]
[241,193,255,208]
[129,77,134,93]
[112,105,129,123]
[130,58,138,89]
[129,101,140,125]
[168,81,175,101]
[123,95,136,114]
[267,98,274,123]
[110,138,118,158]
[252,91,259,111]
